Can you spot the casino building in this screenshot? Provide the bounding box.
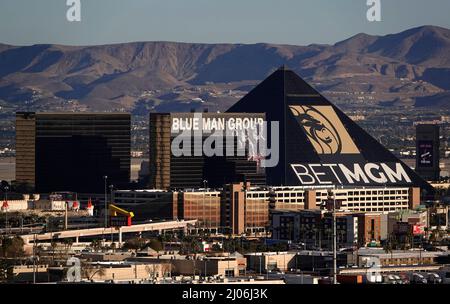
[15,112,131,193]
[228,66,433,195]
[147,67,432,194]
[142,67,433,234]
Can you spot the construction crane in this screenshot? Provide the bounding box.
[109,204,134,227]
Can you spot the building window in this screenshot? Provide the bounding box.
[225,269,234,277]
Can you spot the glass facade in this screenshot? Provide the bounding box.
[16,112,131,193]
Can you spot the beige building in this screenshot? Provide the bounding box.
[256,186,420,213]
[357,248,446,267]
[129,254,246,277]
[9,265,49,282]
[171,257,246,277]
[87,263,171,281]
[246,252,297,273]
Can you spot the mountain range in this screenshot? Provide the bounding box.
[1,25,450,112]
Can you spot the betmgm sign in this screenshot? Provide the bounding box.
[289,105,413,187]
[291,162,411,186]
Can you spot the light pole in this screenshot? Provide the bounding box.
[259,254,262,275]
[33,233,37,284]
[329,186,337,285]
[203,180,207,233]
[109,184,114,201]
[109,184,114,247]
[4,185,9,232]
[103,176,108,228]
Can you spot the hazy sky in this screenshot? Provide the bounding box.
[1,0,450,46]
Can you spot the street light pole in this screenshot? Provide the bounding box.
[33,233,36,284]
[103,176,108,228]
[4,186,8,233]
[109,184,114,248]
[203,180,207,233]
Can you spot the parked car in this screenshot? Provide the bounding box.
[392,275,404,284]
[411,273,427,284]
[383,274,398,284]
[398,273,410,284]
[426,273,442,284]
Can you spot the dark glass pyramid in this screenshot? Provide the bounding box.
[227,67,432,193]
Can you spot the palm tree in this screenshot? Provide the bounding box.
[50,241,58,263]
[83,265,106,281]
[383,234,396,260]
[90,240,102,252]
[145,264,158,282]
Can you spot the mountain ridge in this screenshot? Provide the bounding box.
[1,25,450,111]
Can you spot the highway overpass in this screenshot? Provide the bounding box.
[20,220,197,244]
[339,264,442,274]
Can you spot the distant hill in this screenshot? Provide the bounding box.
[1,25,450,111]
[415,92,450,107]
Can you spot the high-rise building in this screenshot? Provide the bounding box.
[149,112,266,189]
[15,112,131,193]
[416,124,440,181]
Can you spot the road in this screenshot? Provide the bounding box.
[20,220,197,243]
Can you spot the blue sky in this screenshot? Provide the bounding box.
[1,0,450,46]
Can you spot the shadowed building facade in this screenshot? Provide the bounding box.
[149,112,266,190]
[15,112,130,193]
[415,124,440,181]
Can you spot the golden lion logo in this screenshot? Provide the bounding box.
[290,105,359,155]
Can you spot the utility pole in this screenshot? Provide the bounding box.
[109,184,114,246]
[331,186,337,285]
[259,254,262,275]
[33,233,37,284]
[103,176,108,228]
[203,180,207,233]
[228,251,230,278]
[4,185,9,233]
[64,202,68,230]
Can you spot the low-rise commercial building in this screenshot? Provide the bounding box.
[111,184,421,237]
[272,210,382,248]
[356,248,447,267]
[128,254,246,278]
[245,252,297,273]
[113,182,270,236]
[87,263,172,281]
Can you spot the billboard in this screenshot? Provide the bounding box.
[288,105,413,187]
[291,162,412,186]
[412,224,425,235]
[227,68,432,191]
[417,140,433,168]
